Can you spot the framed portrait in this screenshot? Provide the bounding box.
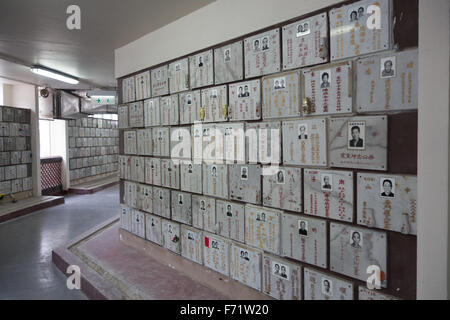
[380,177,396,199]
[240,166,249,180]
[272,261,290,280]
[380,56,396,78]
[224,48,231,62]
[298,123,308,140]
[298,219,309,237]
[320,69,331,89]
[276,169,285,185]
[321,173,333,191]
[253,39,261,52]
[296,21,311,37]
[261,36,270,51]
[321,277,333,297]
[347,121,366,150]
[349,230,363,249]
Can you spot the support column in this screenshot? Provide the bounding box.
[417,0,450,300]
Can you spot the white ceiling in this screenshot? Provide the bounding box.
[0,0,214,90]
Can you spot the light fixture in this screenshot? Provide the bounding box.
[31,66,79,85]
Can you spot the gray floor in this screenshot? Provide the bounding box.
[0,185,120,300]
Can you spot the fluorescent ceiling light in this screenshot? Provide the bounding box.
[31,66,79,85]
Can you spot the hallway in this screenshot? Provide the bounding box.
[0,185,120,300]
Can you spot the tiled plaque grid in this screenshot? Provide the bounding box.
[117,0,417,301]
[68,118,119,182]
[0,106,32,197]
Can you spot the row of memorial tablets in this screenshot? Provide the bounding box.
[0,136,31,152]
[69,147,119,158]
[121,114,390,171]
[0,177,32,195]
[121,185,394,284]
[0,123,31,137]
[120,156,417,236]
[0,107,31,123]
[120,205,399,300]
[121,0,396,103]
[70,164,117,181]
[68,118,118,129]
[119,49,418,129]
[69,155,118,170]
[0,151,32,166]
[68,127,119,138]
[68,137,119,148]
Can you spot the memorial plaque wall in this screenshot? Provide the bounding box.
[117,0,418,300]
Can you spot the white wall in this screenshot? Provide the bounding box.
[115,0,337,77]
[417,0,450,300]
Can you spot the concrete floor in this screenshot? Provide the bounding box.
[0,185,120,300]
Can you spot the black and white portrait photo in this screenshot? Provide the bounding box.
[188,164,193,173]
[212,240,219,249]
[380,178,395,198]
[224,48,231,62]
[211,165,217,177]
[210,89,218,99]
[276,170,285,184]
[298,219,308,237]
[237,86,244,98]
[253,39,260,52]
[188,232,194,240]
[321,174,333,191]
[358,6,365,18]
[273,77,286,90]
[178,194,183,205]
[241,166,248,180]
[159,190,163,200]
[273,263,280,276]
[243,85,250,97]
[175,63,181,72]
[186,94,192,105]
[168,224,173,234]
[298,123,308,140]
[320,70,331,88]
[156,69,162,80]
[200,200,206,211]
[262,36,269,51]
[380,56,396,78]
[350,230,363,249]
[240,250,250,261]
[321,278,333,297]
[226,204,233,217]
[296,21,311,37]
[348,121,365,150]
[280,265,288,279]
[350,10,358,22]
[272,261,290,280]
[198,55,204,67]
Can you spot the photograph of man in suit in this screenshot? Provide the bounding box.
[280,266,288,279]
[244,85,250,97]
[349,125,364,148]
[262,37,269,51]
[381,179,395,198]
[226,204,233,217]
[299,220,308,236]
[322,175,332,191]
[321,72,330,88]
